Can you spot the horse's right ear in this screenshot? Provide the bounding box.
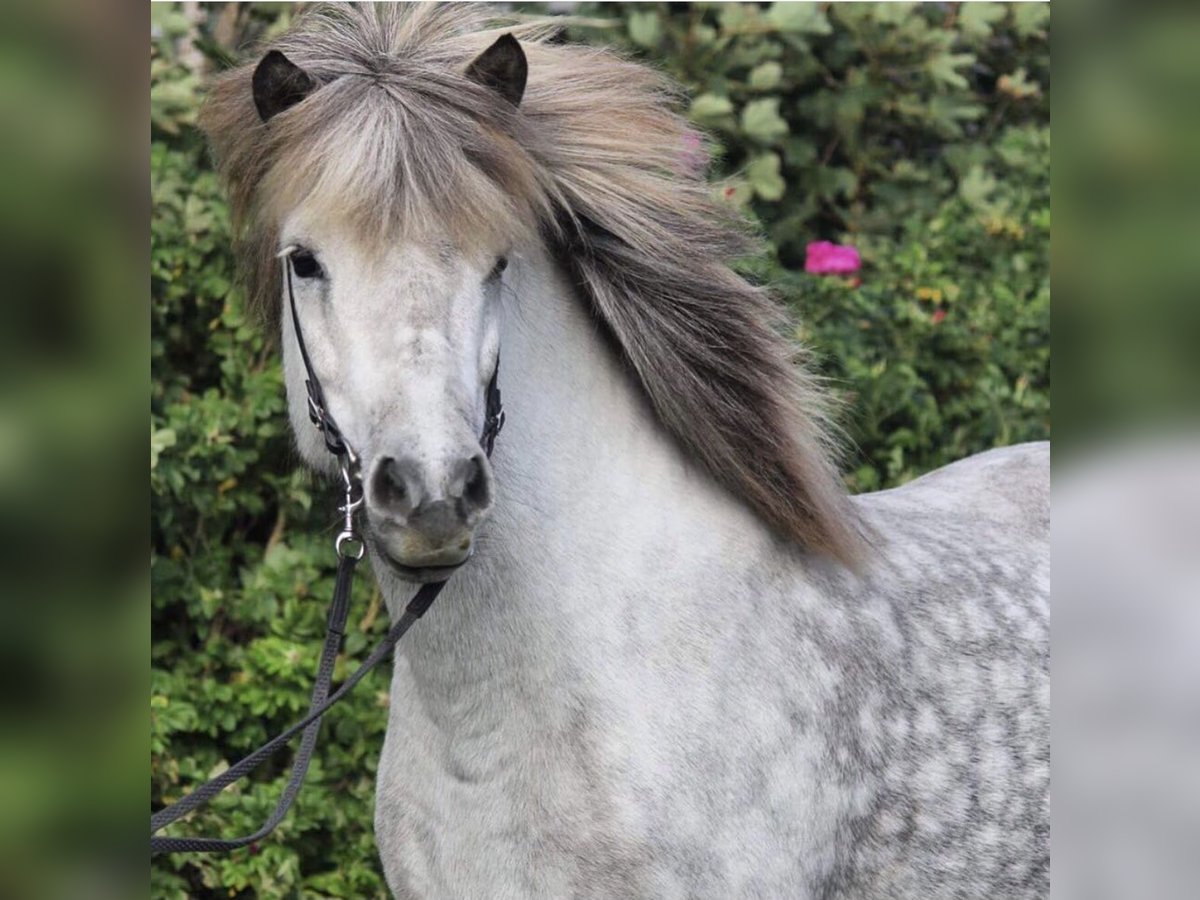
[252,50,316,123]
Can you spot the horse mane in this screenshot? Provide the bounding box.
[200,3,865,565]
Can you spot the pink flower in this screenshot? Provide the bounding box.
[804,241,861,275]
[931,309,946,325]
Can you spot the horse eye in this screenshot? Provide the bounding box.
[291,250,324,279]
[488,256,508,281]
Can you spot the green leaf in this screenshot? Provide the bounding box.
[927,52,975,90]
[958,165,998,212]
[1014,3,1050,39]
[749,61,783,91]
[871,3,916,26]
[783,137,818,167]
[692,23,718,46]
[765,3,832,35]
[810,165,858,200]
[959,3,1008,40]
[627,10,661,49]
[716,178,754,207]
[926,94,985,137]
[690,93,735,122]
[150,6,193,40]
[741,97,789,143]
[718,4,752,33]
[151,427,177,470]
[746,153,787,201]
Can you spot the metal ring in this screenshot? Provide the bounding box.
[335,531,365,560]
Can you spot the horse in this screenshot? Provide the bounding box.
[200,5,1049,897]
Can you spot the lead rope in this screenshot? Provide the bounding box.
[150,254,503,855]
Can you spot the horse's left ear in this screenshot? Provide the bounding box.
[252,50,316,123]
[465,34,527,108]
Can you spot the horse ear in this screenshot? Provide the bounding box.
[252,50,316,123]
[465,34,527,108]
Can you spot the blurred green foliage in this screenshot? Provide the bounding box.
[151,3,1049,896]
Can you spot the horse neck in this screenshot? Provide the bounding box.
[384,243,778,685]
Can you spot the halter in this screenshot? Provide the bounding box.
[150,250,504,855]
[282,250,505,556]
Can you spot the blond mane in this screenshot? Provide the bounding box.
[201,3,864,564]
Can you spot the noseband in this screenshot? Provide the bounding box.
[150,250,505,855]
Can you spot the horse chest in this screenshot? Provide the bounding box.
[374,665,647,897]
[371,628,844,899]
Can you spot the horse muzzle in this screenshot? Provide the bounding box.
[364,450,493,580]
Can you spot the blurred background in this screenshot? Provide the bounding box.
[2,0,1197,898]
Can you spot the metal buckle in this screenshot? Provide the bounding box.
[482,409,505,454]
[334,487,365,559]
[306,384,323,426]
[334,450,364,559]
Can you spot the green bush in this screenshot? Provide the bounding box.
[150,4,1048,896]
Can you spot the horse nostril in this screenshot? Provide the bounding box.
[448,453,491,514]
[374,454,489,523]
[372,456,419,517]
[464,455,489,509]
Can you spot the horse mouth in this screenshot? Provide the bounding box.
[375,547,471,583]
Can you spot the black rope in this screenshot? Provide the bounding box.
[150,575,443,854]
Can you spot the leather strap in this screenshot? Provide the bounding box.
[150,250,503,855]
[150,567,443,853]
